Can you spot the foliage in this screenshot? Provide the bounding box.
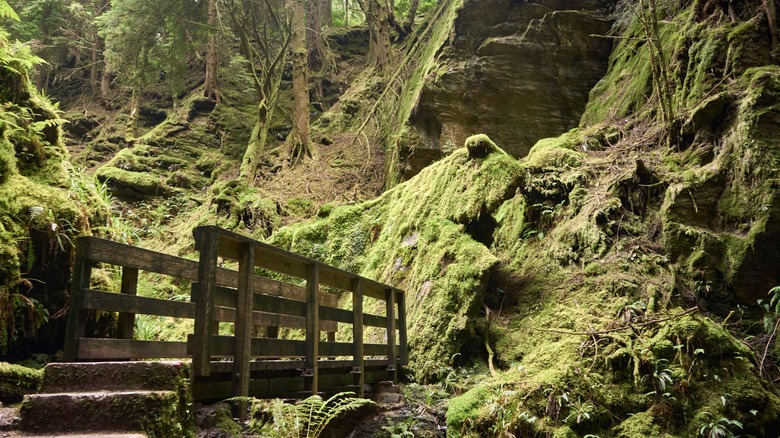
[698,412,743,438]
[234,392,374,438]
[97,0,208,95]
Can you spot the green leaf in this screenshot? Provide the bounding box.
[0,0,19,21]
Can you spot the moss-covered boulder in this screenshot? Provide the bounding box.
[271,135,522,381]
[0,362,42,403]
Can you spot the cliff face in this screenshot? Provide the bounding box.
[404,0,614,176]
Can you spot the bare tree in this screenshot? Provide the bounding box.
[228,0,291,181]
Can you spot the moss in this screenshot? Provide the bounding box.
[0,362,42,403]
[271,139,520,381]
[612,409,666,437]
[210,179,281,239]
[96,166,172,200]
[445,384,491,434]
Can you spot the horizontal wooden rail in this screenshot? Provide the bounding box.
[65,226,407,401]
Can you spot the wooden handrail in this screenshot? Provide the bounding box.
[64,226,407,400]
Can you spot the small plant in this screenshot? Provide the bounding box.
[234,392,374,438]
[698,412,743,438]
[643,358,673,395]
[382,418,416,437]
[564,396,595,425]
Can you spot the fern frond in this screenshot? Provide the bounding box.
[0,0,18,21]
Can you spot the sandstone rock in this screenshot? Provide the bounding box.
[405,0,614,176]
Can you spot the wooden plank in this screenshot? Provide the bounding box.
[386,288,397,379]
[64,238,92,361]
[397,289,408,365]
[233,243,254,400]
[363,344,388,356]
[192,336,308,357]
[117,267,139,340]
[319,305,353,324]
[352,279,364,397]
[320,342,356,357]
[82,290,195,319]
[214,286,338,308]
[363,313,388,328]
[253,292,307,317]
[253,338,307,357]
[305,263,319,394]
[213,307,337,332]
[193,227,220,377]
[85,237,199,279]
[78,338,187,359]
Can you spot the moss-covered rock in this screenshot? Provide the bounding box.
[271,137,522,381]
[0,362,42,403]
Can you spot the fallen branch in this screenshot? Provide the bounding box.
[527,307,699,336]
[760,317,780,378]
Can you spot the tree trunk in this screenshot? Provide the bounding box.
[322,0,332,27]
[406,0,419,29]
[766,0,778,50]
[307,0,327,72]
[126,88,139,140]
[204,0,219,100]
[366,0,391,70]
[287,0,314,164]
[344,0,349,26]
[89,42,99,94]
[100,68,111,104]
[240,100,276,182]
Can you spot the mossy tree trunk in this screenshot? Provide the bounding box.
[203,0,219,100]
[358,0,392,70]
[286,0,314,165]
[229,0,290,182]
[766,0,778,49]
[126,87,139,140]
[406,0,420,29]
[306,0,328,71]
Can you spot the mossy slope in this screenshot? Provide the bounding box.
[0,33,110,355]
[271,135,522,381]
[446,1,780,437]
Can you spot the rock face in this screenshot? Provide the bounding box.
[406,0,614,175]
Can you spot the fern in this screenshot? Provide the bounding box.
[231,392,374,437]
[0,0,18,21]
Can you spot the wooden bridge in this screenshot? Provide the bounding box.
[63,225,407,401]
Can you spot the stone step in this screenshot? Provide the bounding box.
[39,362,189,393]
[19,391,177,435]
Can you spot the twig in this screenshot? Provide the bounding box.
[528,307,699,336]
[760,317,780,378]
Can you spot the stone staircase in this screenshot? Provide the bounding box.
[19,362,193,437]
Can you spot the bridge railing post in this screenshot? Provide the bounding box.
[117,267,139,341]
[64,238,92,361]
[397,289,408,366]
[305,263,320,395]
[385,288,397,381]
[233,242,254,405]
[193,228,219,378]
[352,279,364,397]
